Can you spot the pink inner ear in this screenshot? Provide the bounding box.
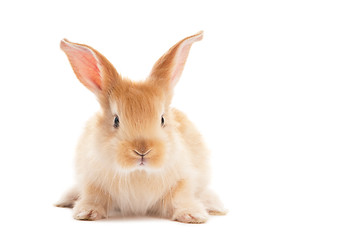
[170,44,192,87]
[61,40,102,92]
[75,48,101,90]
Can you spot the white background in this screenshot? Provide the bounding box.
[0,0,360,239]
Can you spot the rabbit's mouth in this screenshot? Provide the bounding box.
[134,149,151,166]
[137,157,147,166]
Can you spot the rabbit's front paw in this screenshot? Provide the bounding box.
[73,204,106,221]
[173,209,208,224]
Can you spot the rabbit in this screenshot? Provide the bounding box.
[55,31,226,223]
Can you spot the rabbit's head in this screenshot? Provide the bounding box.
[61,32,203,172]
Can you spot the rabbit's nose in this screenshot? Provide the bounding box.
[133,139,151,155]
[133,149,152,157]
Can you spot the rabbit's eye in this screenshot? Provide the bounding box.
[114,115,119,128]
[161,115,165,127]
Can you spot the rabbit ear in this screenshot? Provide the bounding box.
[148,31,203,91]
[60,39,118,96]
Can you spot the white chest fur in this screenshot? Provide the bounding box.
[107,169,177,216]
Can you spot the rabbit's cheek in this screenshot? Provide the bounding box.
[145,141,165,169]
[116,141,137,169]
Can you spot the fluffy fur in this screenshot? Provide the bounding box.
[55,31,226,223]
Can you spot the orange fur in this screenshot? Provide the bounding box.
[57,31,226,223]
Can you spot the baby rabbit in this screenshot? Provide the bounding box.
[55,31,226,223]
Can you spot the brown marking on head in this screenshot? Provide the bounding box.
[109,79,165,136]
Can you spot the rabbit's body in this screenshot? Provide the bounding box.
[56,32,226,223]
[75,108,210,217]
